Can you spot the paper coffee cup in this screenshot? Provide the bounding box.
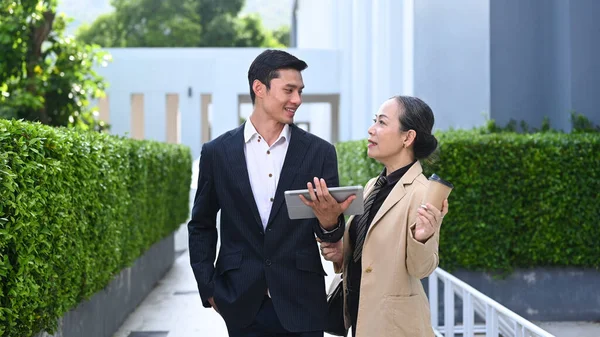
[424,174,453,210]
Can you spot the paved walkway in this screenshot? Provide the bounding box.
[112,224,341,337]
[113,224,600,337]
[112,244,228,337]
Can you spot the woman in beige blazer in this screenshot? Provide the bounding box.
[303,95,448,337]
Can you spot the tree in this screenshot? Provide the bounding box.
[272,25,290,47]
[76,0,287,48]
[77,0,203,47]
[0,0,109,130]
[202,13,282,47]
[74,13,123,47]
[196,0,244,28]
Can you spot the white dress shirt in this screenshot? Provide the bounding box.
[244,120,291,229]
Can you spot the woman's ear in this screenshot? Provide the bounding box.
[404,129,417,148]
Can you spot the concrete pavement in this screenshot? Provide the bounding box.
[112,224,342,337]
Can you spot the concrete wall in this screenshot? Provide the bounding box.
[569,0,600,127]
[413,0,491,131]
[490,0,600,131]
[490,0,568,130]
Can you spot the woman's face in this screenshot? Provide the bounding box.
[367,99,405,162]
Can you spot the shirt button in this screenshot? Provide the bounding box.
[365,267,373,273]
[265,259,272,266]
[269,173,273,177]
[270,198,274,202]
[267,150,271,155]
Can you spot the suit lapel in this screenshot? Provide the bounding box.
[367,161,423,237]
[224,124,263,229]
[266,124,309,227]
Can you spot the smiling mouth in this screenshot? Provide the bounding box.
[368,140,378,146]
[285,108,296,114]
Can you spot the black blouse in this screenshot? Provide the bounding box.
[346,161,416,291]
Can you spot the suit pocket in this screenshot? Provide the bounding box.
[296,252,327,276]
[382,294,426,336]
[216,251,243,275]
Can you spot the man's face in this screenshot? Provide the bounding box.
[262,69,304,124]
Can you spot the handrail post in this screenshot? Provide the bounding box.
[463,290,474,337]
[444,277,454,337]
[429,273,439,329]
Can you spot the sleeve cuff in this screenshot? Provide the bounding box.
[199,282,215,308]
[320,219,342,234]
[315,214,345,242]
[320,213,345,233]
[408,223,437,255]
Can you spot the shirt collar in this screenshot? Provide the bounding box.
[244,119,259,143]
[381,160,416,185]
[244,119,291,144]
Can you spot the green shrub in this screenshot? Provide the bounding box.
[0,119,191,337]
[476,112,599,134]
[336,130,600,273]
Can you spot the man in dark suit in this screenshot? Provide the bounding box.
[188,50,353,337]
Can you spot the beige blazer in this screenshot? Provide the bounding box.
[334,161,440,337]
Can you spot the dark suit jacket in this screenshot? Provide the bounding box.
[188,123,344,333]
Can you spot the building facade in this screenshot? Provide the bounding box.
[96,0,600,159]
[295,0,600,137]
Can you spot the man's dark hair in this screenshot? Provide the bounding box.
[247,49,308,104]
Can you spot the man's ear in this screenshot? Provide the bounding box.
[252,80,265,99]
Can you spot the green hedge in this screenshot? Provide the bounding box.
[336,131,600,273]
[0,120,191,337]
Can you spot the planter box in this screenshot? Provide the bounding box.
[36,233,175,337]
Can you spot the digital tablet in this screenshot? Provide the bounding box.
[284,186,364,220]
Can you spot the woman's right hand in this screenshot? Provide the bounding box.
[320,239,344,264]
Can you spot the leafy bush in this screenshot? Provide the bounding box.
[476,112,599,134]
[336,131,600,273]
[0,119,191,337]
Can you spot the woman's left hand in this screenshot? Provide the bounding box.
[299,177,356,228]
[414,199,449,243]
[318,239,344,264]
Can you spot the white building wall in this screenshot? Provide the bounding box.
[296,0,338,49]
[97,1,600,149]
[97,48,341,159]
[296,0,490,139]
[296,0,421,140]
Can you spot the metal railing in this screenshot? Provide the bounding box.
[429,268,555,337]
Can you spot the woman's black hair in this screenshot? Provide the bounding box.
[393,96,438,160]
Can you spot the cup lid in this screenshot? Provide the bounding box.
[429,173,454,188]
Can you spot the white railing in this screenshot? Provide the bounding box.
[429,268,555,337]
